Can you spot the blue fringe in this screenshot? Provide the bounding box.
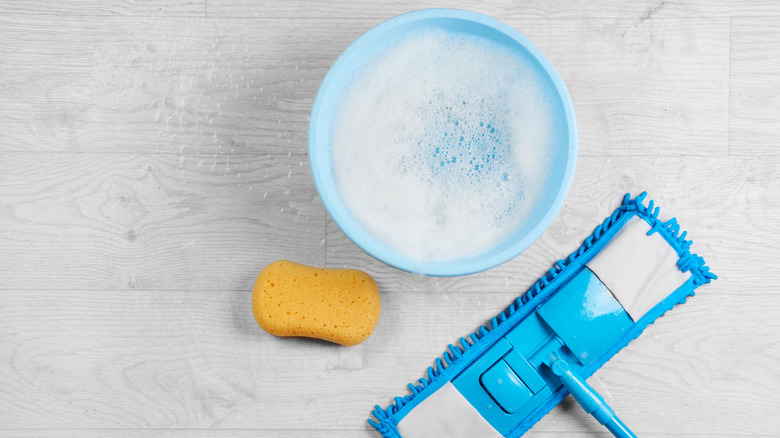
[368,192,717,437]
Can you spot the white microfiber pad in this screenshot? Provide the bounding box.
[587,217,691,322]
[396,382,502,438]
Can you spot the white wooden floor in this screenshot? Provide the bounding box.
[1,1,779,437]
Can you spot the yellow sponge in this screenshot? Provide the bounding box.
[252,260,381,346]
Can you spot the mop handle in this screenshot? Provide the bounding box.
[549,356,637,438]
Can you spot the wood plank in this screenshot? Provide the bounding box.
[0,432,771,438]
[206,0,780,19]
[0,152,325,290]
[0,1,204,16]
[0,432,366,438]
[0,16,728,156]
[0,288,777,434]
[2,154,769,292]
[326,155,777,294]
[0,16,365,154]
[730,17,780,156]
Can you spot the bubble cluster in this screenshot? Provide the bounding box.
[331,28,553,262]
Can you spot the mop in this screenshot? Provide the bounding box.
[369,192,716,437]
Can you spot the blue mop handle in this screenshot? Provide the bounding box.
[549,356,637,438]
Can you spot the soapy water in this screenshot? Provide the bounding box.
[331,28,553,263]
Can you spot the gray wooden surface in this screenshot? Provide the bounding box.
[1,1,778,437]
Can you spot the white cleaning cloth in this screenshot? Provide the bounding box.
[396,381,502,438]
[587,216,691,322]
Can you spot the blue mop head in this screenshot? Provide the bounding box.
[369,192,716,437]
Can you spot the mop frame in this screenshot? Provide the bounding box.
[369,192,717,437]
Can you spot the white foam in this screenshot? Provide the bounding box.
[331,28,553,263]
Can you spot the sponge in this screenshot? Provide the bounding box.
[252,260,381,346]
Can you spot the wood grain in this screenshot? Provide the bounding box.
[0,288,777,434]
[0,16,728,156]
[0,152,326,291]
[0,432,368,438]
[0,1,204,17]
[2,432,772,438]
[730,17,780,156]
[4,154,769,292]
[0,16,365,154]
[206,0,780,19]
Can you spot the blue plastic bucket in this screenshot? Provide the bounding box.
[309,9,577,276]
